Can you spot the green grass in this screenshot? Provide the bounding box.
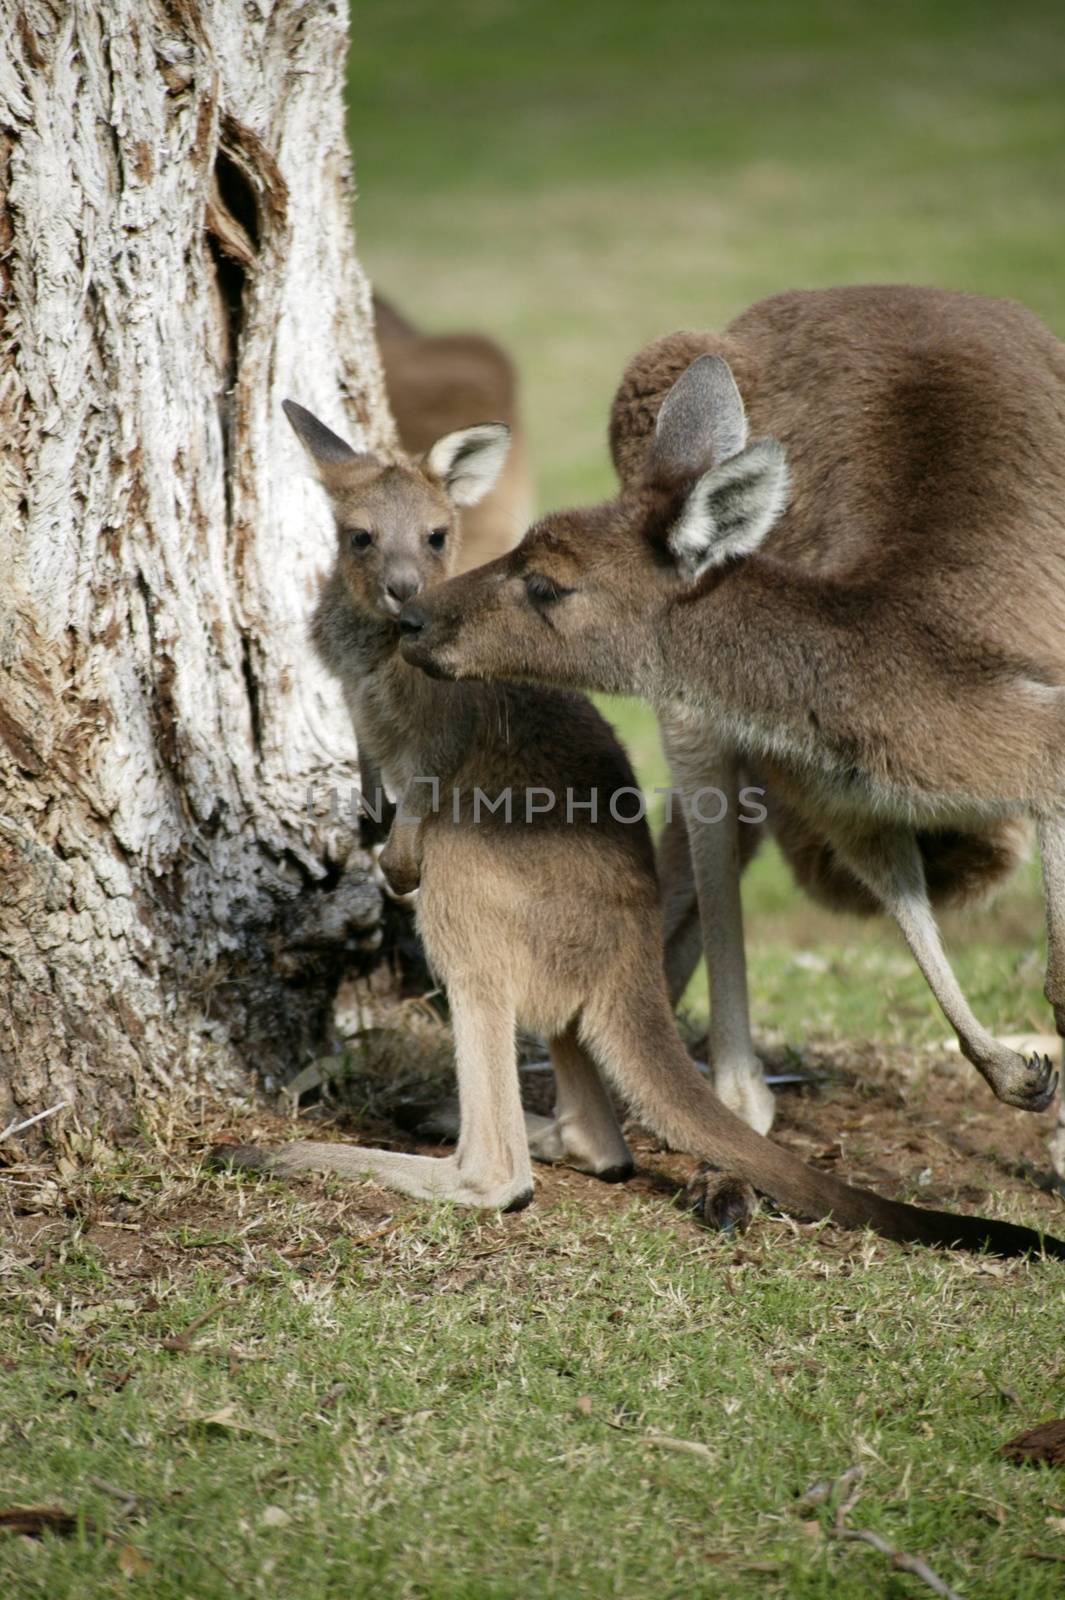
[3,1157,1065,1599]
[349,0,1065,506]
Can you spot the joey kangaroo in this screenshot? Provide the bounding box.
[373,293,532,573]
[397,285,1065,1147]
[218,394,1065,1258]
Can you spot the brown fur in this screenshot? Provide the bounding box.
[374,293,532,572]
[398,286,1065,1121]
[219,396,1065,1257]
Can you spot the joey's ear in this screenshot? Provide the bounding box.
[425,422,510,507]
[283,399,375,485]
[667,437,789,579]
[649,354,748,486]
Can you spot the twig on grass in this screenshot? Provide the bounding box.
[160,1301,224,1352]
[834,1526,965,1600]
[87,1477,142,1512]
[0,1102,70,1143]
[346,1216,409,1249]
[817,1465,966,1600]
[590,1407,716,1460]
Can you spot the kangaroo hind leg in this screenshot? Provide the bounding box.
[524,1025,634,1180]
[1037,813,1065,1176]
[1037,813,1065,1039]
[659,723,774,1134]
[218,986,533,1210]
[841,826,1057,1112]
[657,807,704,1008]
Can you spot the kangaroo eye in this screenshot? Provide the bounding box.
[427,527,448,551]
[349,528,373,552]
[525,572,572,605]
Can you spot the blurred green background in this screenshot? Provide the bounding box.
[346,0,1065,1046]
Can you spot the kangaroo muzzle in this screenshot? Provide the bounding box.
[399,599,457,678]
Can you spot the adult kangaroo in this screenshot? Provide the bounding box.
[397,285,1065,1146]
[216,393,1065,1258]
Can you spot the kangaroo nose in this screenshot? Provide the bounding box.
[386,574,422,607]
[399,601,428,636]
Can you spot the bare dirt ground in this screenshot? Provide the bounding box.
[4,1038,1062,1284]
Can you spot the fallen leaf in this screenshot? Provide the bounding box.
[1045,1517,1065,1534]
[63,1299,140,1329]
[260,1505,290,1529]
[644,1431,714,1461]
[1003,1420,1065,1466]
[184,1404,284,1442]
[116,1544,152,1577]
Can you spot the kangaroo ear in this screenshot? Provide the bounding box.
[650,354,748,486]
[284,403,378,489]
[426,422,510,507]
[667,437,789,579]
[283,399,358,463]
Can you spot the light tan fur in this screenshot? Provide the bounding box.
[216,396,1065,1258]
[396,286,1065,1135]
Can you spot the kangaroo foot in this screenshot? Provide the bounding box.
[976,1046,1058,1112]
[525,1113,634,1181]
[212,1139,534,1210]
[713,1060,776,1134]
[686,1166,758,1234]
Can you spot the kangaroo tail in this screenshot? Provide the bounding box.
[583,994,1065,1259]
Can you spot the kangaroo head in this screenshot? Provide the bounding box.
[283,400,510,620]
[398,354,788,693]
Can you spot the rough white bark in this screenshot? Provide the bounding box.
[0,0,394,1130]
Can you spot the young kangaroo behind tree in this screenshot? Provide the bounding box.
[356,294,534,876]
[373,292,532,573]
[396,285,1065,1152]
[217,396,1065,1258]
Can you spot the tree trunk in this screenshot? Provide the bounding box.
[0,1,393,1134]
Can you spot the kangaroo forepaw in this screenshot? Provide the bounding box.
[371,842,420,903]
